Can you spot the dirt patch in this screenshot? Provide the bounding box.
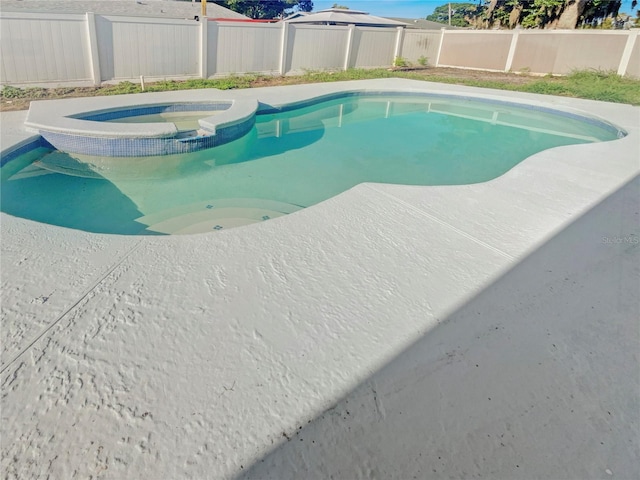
[1,86,103,112]
[410,67,537,85]
[0,67,539,112]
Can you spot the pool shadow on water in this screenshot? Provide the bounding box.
[0,120,327,236]
[216,97,361,167]
[236,175,639,479]
[213,118,326,167]
[0,152,157,235]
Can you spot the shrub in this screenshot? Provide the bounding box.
[394,57,410,68]
[1,85,25,99]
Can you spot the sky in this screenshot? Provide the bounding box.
[312,1,448,18]
[311,0,640,19]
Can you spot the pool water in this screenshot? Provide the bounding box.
[105,111,221,131]
[1,95,621,235]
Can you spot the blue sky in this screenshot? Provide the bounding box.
[311,0,640,19]
[312,1,448,18]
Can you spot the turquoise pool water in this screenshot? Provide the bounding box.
[105,111,222,131]
[1,95,621,235]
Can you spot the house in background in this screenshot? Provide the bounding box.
[386,17,462,30]
[284,8,407,28]
[282,11,310,22]
[0,0,248,19]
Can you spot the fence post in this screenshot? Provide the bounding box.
[200,18,208,79]
[617,30,639,76]
[435,28,446,67]
[393,26,405,64]
[279,21,290,75]
[344,24,355,71]
[85,12,102,86]
[504,30,520,73]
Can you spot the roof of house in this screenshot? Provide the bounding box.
[386,17,462,30]
[282,11,310,21]
[285,8,407,28]
[0,0,248,19]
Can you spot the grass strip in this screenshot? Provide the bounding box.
[2,69,639,108]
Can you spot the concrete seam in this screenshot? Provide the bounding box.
[0,239,145,374]
[365,184,515,261]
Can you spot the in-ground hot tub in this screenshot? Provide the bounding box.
[24,93,258,157]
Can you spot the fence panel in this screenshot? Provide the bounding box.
[351,27,397,68]
[95,15,200,80]
[1,12,637,85]
[0,12,91,84]
[210,22,281,77]
[287,24,349,73]
[511,31,628,75]
[401,30,442,66]
[439,31,513,71]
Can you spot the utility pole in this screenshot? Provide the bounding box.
[448,3,452,26]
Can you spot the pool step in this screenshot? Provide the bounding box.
[136,198,304,235]
[34,152,103,178]
[147,208,285,235]
[7,162,56,181]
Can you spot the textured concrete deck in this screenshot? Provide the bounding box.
[1,80,639,479]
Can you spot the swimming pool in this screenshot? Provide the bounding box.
[1,92,623,235]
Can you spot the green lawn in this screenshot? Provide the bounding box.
[2,69,639,108]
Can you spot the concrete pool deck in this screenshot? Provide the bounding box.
[1,80,639,478]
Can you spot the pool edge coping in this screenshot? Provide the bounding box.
[2,77,639,220]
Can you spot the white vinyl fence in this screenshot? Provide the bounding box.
[1,11,638,86]
[0,12,94,84]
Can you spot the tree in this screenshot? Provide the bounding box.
[298,0,314,12]
[331,3,349,9]
[432,1,626,29]
[518,0,568,28]
[214,1,313,19]
[426,3,480,27]
[580,0,623,27]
